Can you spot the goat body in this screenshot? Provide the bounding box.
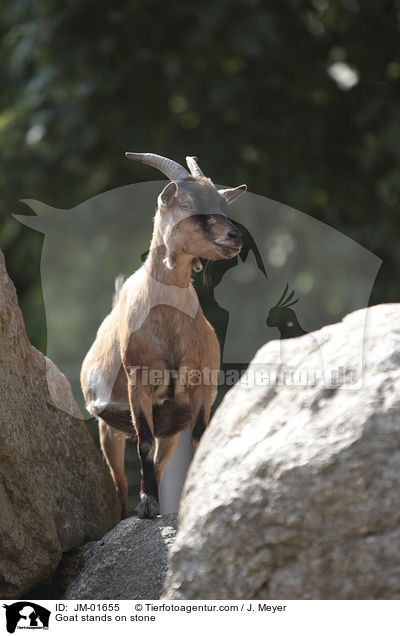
[81,153,246,518]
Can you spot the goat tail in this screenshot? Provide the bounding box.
[112,273,126,308]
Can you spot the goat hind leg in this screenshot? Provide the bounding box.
[190,384,217,452]
[190,386,215,451]
[154,433,181,486]
[98,418,129,519]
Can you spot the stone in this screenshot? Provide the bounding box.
[163,304,400,599]
[31,514,177,599]
[0,250,120,598]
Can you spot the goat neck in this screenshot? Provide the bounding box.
[145,229,194,288]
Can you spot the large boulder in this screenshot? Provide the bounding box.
[164,304,400,599]
[31,514,177,599]
[0,250,120,598]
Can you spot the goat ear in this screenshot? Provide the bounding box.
[219,184,247,205]
[158,181,177,208]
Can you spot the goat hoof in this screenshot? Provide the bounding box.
[137,494,159,519]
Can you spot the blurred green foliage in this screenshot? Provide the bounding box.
[2,0,400,352]
[1,0,400,512]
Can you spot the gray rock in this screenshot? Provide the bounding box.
[0,250,120,598]
[164,304,400,599]
[32,514,177,599]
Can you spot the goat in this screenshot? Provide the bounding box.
[80,153,246,518]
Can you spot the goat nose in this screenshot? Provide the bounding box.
[227,227,242,241]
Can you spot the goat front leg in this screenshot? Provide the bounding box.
[129,386,159,519]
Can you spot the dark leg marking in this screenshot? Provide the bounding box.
[192,406,206,446]
[137,412,159,519]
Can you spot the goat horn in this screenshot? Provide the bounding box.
[125,152,189,180]
[186,156,205,177]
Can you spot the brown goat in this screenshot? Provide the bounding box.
[80,153,246,518]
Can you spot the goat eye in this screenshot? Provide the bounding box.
[207,215,217,224]
[180,201,191,210]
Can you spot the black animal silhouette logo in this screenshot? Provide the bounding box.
[3,602,50,634]
[266,283,325,382]
[266,283,307,338]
